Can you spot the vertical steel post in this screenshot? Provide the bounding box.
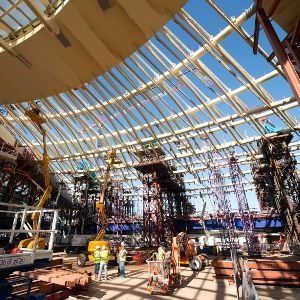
[256,8,300,102]
[9,212,19,243]
[49,209,58,252]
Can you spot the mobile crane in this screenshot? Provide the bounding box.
[18,108,52,249]
[77,149,119,267]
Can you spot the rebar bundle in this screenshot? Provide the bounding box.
[229,154,260,256]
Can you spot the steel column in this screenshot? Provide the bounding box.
[256,8,300,102]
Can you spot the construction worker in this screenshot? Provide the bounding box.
[98,245,109,281]
[157,244,165,261]
[118,242,127,278]
[94,245,101,280]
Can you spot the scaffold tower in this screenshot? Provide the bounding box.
[208,150,235,250]
[229,153,260,256]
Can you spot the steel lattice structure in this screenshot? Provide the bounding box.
[229,154,260,256]
[209,151,235,250]
[72,173,100,235]
[252,133,300,246]
[0,0,299,244]
[110,180,125,243]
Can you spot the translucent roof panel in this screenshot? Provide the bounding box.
[0,0,63,39]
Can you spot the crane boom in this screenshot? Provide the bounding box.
[19,108,52,249]
[95,149,117,241]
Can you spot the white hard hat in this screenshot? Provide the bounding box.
[121,242,125,246]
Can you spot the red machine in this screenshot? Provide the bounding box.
[172,232,209,271]
[146,232,209,294]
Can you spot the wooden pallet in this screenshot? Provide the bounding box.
[247,259,300,286]
[212,258,300,287]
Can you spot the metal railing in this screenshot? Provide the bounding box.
[0,202,58,254]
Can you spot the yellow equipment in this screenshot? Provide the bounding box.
[18,108,52,249]
[77,149,119,267]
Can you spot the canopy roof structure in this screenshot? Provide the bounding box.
[0,0,186,102]
[0,0,299,210]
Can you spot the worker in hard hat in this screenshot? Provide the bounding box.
[118,242,127,278]
[94,245,101,280]
[157,244,166,261]
[98,245,110,281]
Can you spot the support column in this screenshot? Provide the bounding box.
[257,8,300,102]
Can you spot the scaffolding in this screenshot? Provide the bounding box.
[71,173,100,235]
[110,179,125,243]
[208,150,235,251]
[134,146,192,247]
[0,142,42,209]
[252,133,300,247]
[229,154,260,256]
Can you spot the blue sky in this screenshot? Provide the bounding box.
[1,0,299,214]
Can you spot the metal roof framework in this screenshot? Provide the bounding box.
[0,0,62,41]
[0,0,299,209]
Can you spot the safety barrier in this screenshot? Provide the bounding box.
[0,202,58,271]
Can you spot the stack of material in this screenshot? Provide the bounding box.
[11,259,91,299]
[9,275,72,299]
[247,260,300,286]
[211,259,235,283]
[212,258,300,286]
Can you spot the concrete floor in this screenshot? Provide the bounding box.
[65,257,300,300]
[69,264,238,300]
[256,285,300,300]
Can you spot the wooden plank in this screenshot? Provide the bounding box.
[247,260,300,271]
[14,267,90,288]
[251,270,300,280]
[214,269,235,276]
[50,258,63,267]
[211,259,233,268]
[254,279,300,286]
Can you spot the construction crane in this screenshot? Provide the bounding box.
[77,149,119,267]
[18,108,52,249]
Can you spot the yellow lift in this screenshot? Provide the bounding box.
[77,149,119,266]
[18,108,52,249]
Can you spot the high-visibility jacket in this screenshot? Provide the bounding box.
[118,249,127,262]
[94,249,101,264]
[100,249,109,264]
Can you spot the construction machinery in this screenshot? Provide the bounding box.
[173,232,209,271]
[18,108,52,250]
[146,251,180,295]
[77,149,119,267]
[146,232,208,294]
